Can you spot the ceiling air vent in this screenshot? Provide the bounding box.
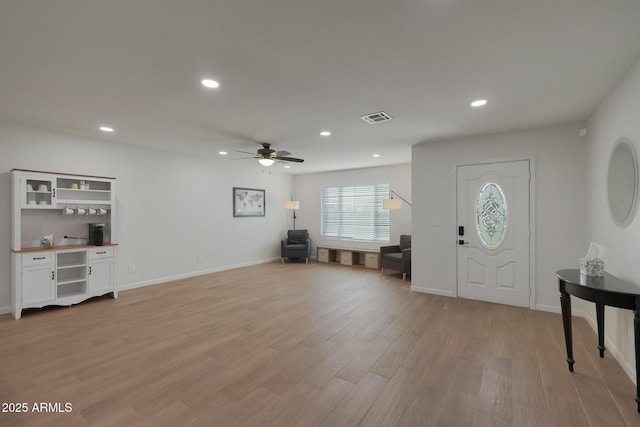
[360,111,393,124]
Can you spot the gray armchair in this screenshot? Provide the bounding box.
[281,229,311,264]
[380,234,411,280]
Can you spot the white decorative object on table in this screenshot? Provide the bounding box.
[580,242,606,276]
[580,258,604,276]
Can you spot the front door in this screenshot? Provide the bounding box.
[456,160,531,307]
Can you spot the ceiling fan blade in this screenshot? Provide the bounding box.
[231,156,258,160]
[274,150,291,157]
[276,156,304,163]
[234,149,258,155]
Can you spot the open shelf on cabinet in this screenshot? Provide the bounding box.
[57,282,87,298]
[316,246,380,269]
[57,277,87,286]
[55,177,111,204]
[56,267,86,284]
[57,251,87,268]
[55,190,111,204]
[56,250,87,286]
[56,263,86,270]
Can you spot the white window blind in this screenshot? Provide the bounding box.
[321,184,390,241]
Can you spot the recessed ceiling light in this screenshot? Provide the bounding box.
[284,165,291,169]
[373,154,381,158]
[320,131,331,136]
[218,151,227,155]
[470,99,487,107]
[201,79,220,89]
[99,126,114,132]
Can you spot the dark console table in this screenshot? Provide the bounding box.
[557,269,640,412]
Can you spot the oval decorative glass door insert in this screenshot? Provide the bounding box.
[475,182,508,249]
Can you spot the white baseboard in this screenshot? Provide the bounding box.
[572,308,587,318]
[0,305,11,316]
[579,311,636,385]
[410,285,455,297]
[118,257,280,292]
[535,304,561,314]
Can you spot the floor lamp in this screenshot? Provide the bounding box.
[382,190,412,209]
[284,200,300,230]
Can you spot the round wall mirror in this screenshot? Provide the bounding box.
[607,138,639,227]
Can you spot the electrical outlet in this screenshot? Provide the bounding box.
[128,264,135,273]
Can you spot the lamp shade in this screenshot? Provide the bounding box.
[382,199,402,209]
[283,200,300,210]
[258,158,275,166]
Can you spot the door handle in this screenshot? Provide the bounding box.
[458,240,468,245]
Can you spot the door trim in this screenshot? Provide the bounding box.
[455,156,536,309]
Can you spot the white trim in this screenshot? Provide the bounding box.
[535,304,561,314]
[572,308,587,318]
[529,156,537,310]
[547,307,636,385]
[410,285,455,297]
[454,156,537,309]
[580,309,637,385]
[118,257,280,292]
[0,306,11,315]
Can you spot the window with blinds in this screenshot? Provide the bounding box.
[321,184,390,241]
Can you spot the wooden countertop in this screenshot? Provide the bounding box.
[11,243,119,253]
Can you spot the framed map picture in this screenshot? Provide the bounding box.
[233,187,265,217]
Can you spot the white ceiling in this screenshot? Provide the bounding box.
[1,0,639,174]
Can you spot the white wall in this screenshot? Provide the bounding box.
[582,56,640,380]
[293,164,411,253]
[0,121,292,313]
[411,123,589,310]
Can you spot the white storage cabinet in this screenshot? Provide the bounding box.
[10,169,118,319]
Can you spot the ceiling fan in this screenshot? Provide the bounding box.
[235,143,304,167]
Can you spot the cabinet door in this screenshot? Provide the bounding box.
[22,265,55,305]
[20,173,56,209]
[89,258,114,294]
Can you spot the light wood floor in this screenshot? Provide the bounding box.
[0,262,638,426]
